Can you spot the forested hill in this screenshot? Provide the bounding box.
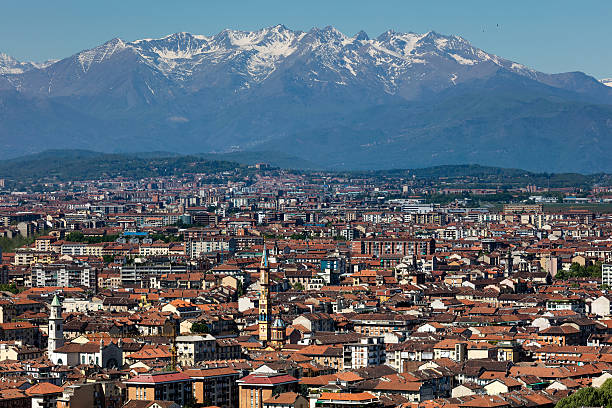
[0,150,245,184]
[1,150,610,191]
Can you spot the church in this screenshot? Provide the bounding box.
[47,295,123,368]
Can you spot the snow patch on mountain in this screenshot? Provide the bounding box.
[450,53,476,65]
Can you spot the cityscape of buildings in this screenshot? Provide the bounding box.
[1,167,612,408]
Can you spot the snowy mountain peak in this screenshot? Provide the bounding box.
[0,53,24,74]
[0,52,57,74]
[354,30,369,41]
[131,33,209,60]
[264,24,292,34]
[76,38,127,73]
[601,78,612,88]
[0,53,17,63]
[306,26,348,43]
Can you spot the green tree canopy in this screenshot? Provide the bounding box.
[556,262,602,280]
[556,378,612,408]
[191,322,210,334]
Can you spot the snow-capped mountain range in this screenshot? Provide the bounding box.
[1,25,612,172]
[0,25,572,96]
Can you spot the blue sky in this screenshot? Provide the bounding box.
[1,0,610,78]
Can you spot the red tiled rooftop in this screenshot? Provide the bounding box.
[238,373,298,386]
[126,371,191,384]
[25,382,63,396]
[319,392,377,402]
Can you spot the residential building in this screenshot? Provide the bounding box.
[185,366,240,408]
[342,337,386,370]
[125,372,193,406]
[237,366,299,408]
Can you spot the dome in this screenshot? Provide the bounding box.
[272,317,286,328]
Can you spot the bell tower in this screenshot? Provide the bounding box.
[258,244,272,344]
[48,295,64,355]
[505,247,513,276]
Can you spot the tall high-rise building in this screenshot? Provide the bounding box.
[258,245,271,344]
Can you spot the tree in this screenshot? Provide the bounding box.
[556,262,602,280]
[298,384,310,397]
[66,231,85,242]
[555,378,612,408]
[191,322,210,334]
[0,283,19,294]
[150,233,183,243]
[0,235,35,252]
[236,280,245,297]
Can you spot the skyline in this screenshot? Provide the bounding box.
[0,0,611,79]
[2,4,612,407]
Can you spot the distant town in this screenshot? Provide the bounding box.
[2,163,612,408]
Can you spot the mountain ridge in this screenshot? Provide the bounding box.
[1,26,612,172]
[2,26,604,97]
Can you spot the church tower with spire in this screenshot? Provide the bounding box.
[48,295,64,355]
[258,244,272,344]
